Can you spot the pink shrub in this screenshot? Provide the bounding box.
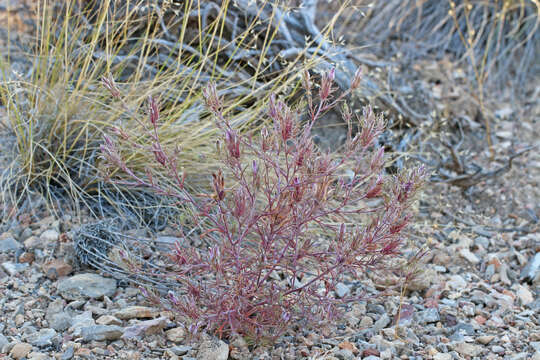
[100,68,426,342]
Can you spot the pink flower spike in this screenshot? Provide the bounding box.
[328,67,335,82]
[148,96,159,126]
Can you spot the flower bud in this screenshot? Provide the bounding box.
[225,129,241,159]
[212,170,226,201]
[351,67,363,90]
[370,147,385,171]
[319,68,335,100]
[101,74,120,98]
[152,143,167,166]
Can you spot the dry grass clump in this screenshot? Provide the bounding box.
[0,0,350,226]
[356,0,539,97]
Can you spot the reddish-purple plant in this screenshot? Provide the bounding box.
[100,69,426,342]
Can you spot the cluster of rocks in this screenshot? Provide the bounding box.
[0,218,228,360]
[0,207,539,359]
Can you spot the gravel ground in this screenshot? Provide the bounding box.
[0,141,538,360]
[0,3,538,358]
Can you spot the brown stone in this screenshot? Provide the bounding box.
[474,315,487,325]
[338,341,358,354]
[96,315,123,326]
[18,251,34,263]
[42,259,73,279]
[362,348,380,357]
[165,327,186,343]
[75,348,92,357]
[10,343,32,359]
[23,236,42,249]
[114,306,158,320]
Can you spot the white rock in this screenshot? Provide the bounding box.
[40,229,59,242]
[516,285,534,305]
[335,283,350,298]
[433,353,452,360]
[197,338,229,360]
[459,248,480,264]
[447,274,467,290]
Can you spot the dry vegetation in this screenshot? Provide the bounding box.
[0,0,538,358]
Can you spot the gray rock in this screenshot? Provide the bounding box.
[459,248,480,264]
[334,349,355,360]
[0,333,9,351]
[1,262,28,275]
[154,236,182,251]
[511,353,531,360]
[197,338,229,360]
[449,332,465,342]
[532,342,540,352]
[49,313,72,331]
[80,325,124,342]
[46,298,65,317]
[70,311,96,336]
[447,274,467,290]
[485,264,496,278]
[367,304,386,315]
[360,316,374,328]
[57,273,117,300]
[453,322,475,336]
[433,354,451,360]
[520,253,540,282]
[416,308,440,324]
[28,328,57,347]
[170,345,192,356]
[491,345,505,354]
[451,342,483,357]
[335,283,350,298]
[527,299,540,311]
[66,300,85,311]
[373,314,391,332]
[364,356,381,360]
[474,236,490,249]
[61,345,75,360]
[406,329,419,345]
[19,228,33,241]
[0,237,22,252]
[121,317,167,339]
[45,299,71,331]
